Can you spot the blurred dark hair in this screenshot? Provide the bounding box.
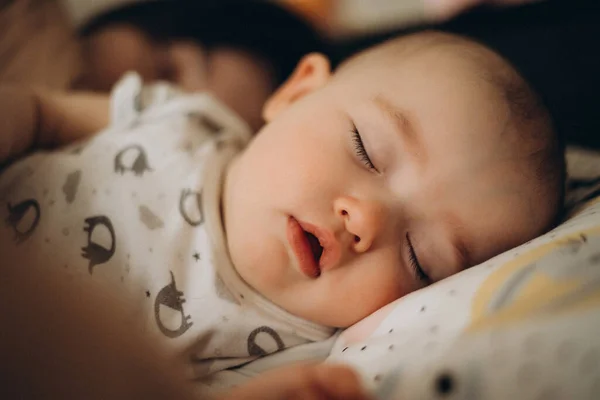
[80,0,326,85]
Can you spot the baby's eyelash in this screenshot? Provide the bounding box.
[406,233,430,284]
[351,126,377,172]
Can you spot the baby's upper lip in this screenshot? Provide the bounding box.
[297,220,341,273]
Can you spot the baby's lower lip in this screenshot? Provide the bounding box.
[287,216,320,279]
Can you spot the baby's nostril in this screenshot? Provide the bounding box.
[354,235,360,243]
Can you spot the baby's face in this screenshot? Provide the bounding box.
[223,39,553,327]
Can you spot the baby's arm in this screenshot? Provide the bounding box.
[0,85,109,163]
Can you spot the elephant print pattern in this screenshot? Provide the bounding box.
[179,189,204,227]
[5,199,41,244]
[114,144,152,177]
[81,216,116,274]
[247,326,286,356]
[154,271,193,338]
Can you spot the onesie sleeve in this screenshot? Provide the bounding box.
[109,72,183,127]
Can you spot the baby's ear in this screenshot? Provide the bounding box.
[262,53,331,122]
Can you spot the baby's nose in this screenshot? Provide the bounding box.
[334,196,386,253]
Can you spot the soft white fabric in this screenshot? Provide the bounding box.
[0,73,333,393]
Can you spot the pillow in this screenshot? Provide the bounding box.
[327,146,600,400]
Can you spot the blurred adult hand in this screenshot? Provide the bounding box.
[221,363,372,400]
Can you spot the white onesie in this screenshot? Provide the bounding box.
[0,74,334,387]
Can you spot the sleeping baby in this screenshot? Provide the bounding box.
[0,30,564,397]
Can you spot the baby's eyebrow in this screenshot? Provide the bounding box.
[373,94,426,164]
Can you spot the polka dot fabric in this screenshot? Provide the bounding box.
[328,148,600,399]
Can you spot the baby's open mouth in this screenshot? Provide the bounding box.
[305,231,324,264]
[288,216,339,279]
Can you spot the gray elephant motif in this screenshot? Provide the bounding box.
[178,189,204,227]
[5,199,41,244]
[154,271,193,338]
[81,215,116,274]
[247,326,285,356]
[114,144,152,176]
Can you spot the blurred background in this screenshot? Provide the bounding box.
[61,0,540,39]
[1,0,599,145]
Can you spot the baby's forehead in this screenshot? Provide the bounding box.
[338,31,509,84]
[339,33,529,140]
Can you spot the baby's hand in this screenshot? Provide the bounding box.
[221,363,372,400]
[0,84,109,165]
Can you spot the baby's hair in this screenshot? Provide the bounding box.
[337,30,566,232]
[456,32,567,229]
[495,60,566,227]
